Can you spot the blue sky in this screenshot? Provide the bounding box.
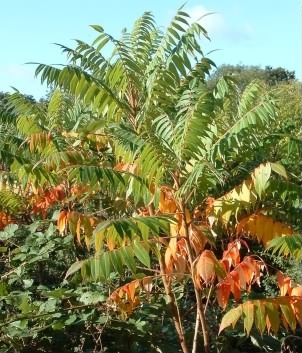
[0,0,300,99]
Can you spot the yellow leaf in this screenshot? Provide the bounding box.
[280,300,296,331]
[219,306,242,334]
[265,301,280,334]
[261,216,274,246]
[76,216,81,244]
[94,228,105,254]
[254,300,266,335]
[243,301,254,336]
[237,214,293,247]
[240,180,251,203]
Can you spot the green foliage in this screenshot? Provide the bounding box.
[208,64,296,91]
[0,6,301,353]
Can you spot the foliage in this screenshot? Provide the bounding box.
[208,64,296,91]
[0,7,301,353]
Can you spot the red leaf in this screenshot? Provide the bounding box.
[217,282,231,309]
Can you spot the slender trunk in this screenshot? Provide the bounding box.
[148,205,189,353]
[179,202,210,353]
[159,257,189,353]
[192,311,200,353]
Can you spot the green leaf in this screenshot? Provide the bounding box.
[120,246,136,274]
[110,249,124,273]
[52,321,65,330]
[23,279,34,289]
[0,281,8,296]
[79,291,106,305]
[133,241,150,268]
[65,260,85,279]
[65,314,77,325]
[271,162,288,179]
[90,24,104,33]
[266,235,302,260]
[219,305,242,334]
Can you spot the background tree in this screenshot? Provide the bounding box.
[208,64,296,91]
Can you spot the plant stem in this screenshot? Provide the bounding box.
[148,204,189,353]
[179,201,210,353]
[192,311,200,353]
[159,256,189,353]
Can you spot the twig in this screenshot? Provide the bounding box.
[192,311,200,353]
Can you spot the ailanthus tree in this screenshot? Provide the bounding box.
[1,7,301,353]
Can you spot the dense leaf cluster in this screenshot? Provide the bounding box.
[0,7,301,353]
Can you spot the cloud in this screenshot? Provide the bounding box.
[187,5,226,36]
[186,5,253,42]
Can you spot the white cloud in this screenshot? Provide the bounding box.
[187,5,226,37]
[186,5,254,42]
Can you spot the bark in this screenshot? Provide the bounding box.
[159,256,189,353]
[179,201,210,353]
[148,204,189,353]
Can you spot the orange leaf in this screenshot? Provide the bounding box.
[290,285,302,297]
[164,247,174,274]
[217,282,231,309]
[277,272,292,296]
[217,256,263,307]
[142,276,153,293]
[76,216,81,244]
[291,298,302,327]
[159,186,177,213]
[106,232,117,251]
[174,253,188,281]
[57,211,68,234]
[230,271,241,300]
[0,212,14,230]
[124,280,137,302]
[222,240,241,268]
[189,224,208,255]
[237,213,293,247]
[195,250,220,285]
[168,236,178,260]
